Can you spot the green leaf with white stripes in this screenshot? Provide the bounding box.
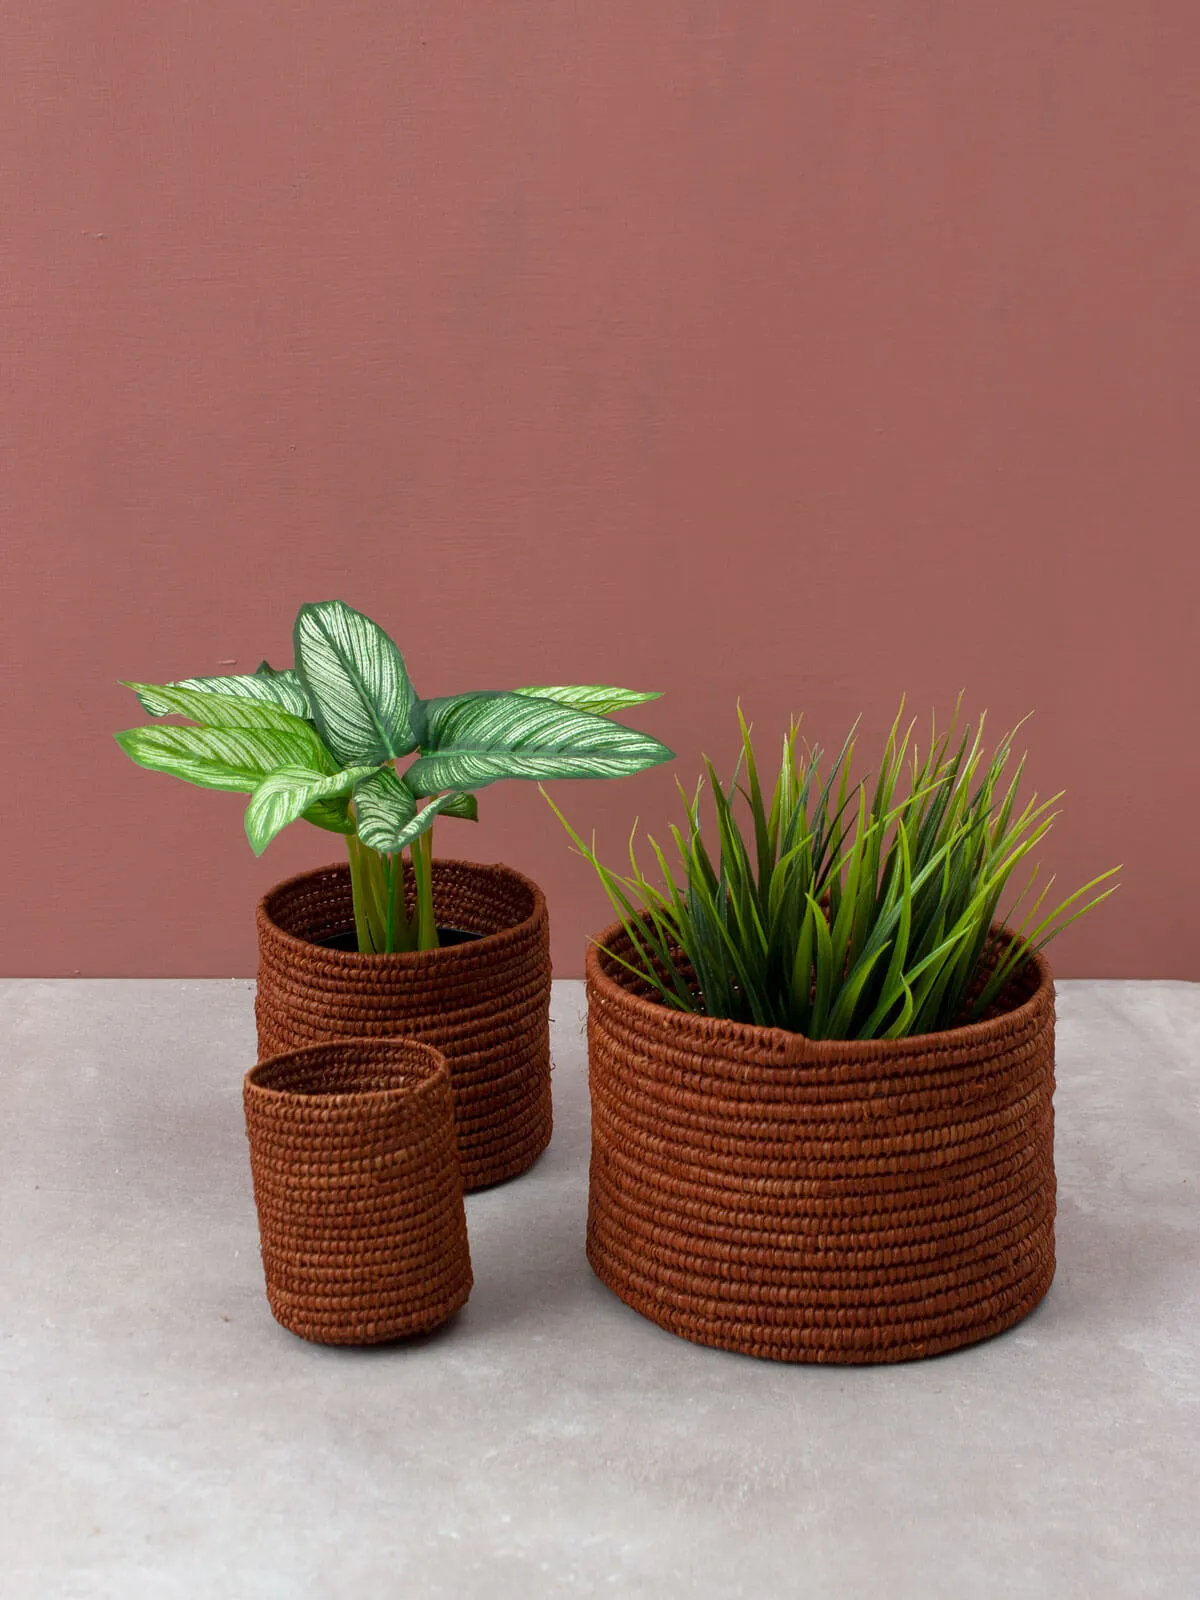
[354,767,476,854]
[350,766,417,853]
[294,600,420,767]
[123,682,324,743]
[244,764,378,856]
[135,670,310,719]
[255,658,299,685]
[114,723,324,793]
[515,685,662,717]
[302,796,357,835]
[405,691,674,797]
[439,790,478,821]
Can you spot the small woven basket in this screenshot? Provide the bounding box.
[585,921,1056,1364]
[244,1037,473,1345]
[255,860,552,1191]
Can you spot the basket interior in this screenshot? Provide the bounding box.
[594,921,1042,1037]
[249,1041,444,1099]
[264,862,536,948]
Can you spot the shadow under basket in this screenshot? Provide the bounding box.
[243,1037,473,1345]
[585,922,1057,1364]
[255,860,552,1191]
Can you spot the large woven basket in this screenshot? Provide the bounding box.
[256,860,552,1191]
[244,1037,473,1345]
[585,922,1056,1364]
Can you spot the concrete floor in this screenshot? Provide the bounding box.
[1,979,1198,1600]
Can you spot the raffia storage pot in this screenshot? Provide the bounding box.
[585,922,1056,1364]
[244,1038,473,1345]
[256,860,552,1191]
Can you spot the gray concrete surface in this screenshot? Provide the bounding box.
[1,977,1198,1599]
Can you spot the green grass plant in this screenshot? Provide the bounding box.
[548,703,1118,1040]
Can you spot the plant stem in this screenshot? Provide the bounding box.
[345,834,376,953]
[368,849,391,950]
[410,826,439,950]
[389,850,414,952]
[384,853,397,953]
[349,834,391,952]
[349,820,443,955]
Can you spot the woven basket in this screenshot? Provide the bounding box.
[255,860,552,1191]
[585,922,1056,1364]
[243,1037,473,1345]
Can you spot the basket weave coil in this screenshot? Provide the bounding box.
[585,921,1056,1364]
[255,860,553,1191]
[244,1037,473,1344]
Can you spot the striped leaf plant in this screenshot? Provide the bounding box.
[116,600,673,953]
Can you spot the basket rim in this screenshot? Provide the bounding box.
[257,857,547,967]
[585,917,1053,1064]
[246,1036,451,1105]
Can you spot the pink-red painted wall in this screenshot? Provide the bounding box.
[4,4,1198,979]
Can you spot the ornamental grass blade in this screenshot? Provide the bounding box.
[114,723,328,793]
[294,600,420,767]
[968,867,1121,1020]
[542,789,696,1010]
[808,895,836,1037]
[902,925,976,1036]
[687,844,769,1022]
[678,778,720,898]
[826,940,890,1039]
[883,978,916,1039]
[408,692,673,795]
[911,941,969,1035]
[788,897,817,1034]
[734,707,774,905]
[708,757,766,954]
[685,883,738,1020]
[875,819,913,1014]
[767,721,803,862]
[830,791,870,973]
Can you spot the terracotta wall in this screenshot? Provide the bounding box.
[4,4,1197,978]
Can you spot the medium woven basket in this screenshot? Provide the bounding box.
[255,860,552,1191]
[585,922,1056,1364]
[244,1037,473,1345]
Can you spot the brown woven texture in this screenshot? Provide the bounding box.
[585,921,1056,1364]
[255,860,552,1191]
[244,1037,473,1344]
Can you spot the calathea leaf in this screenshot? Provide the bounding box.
[438,791,479,821]
[516,685,661,717]
[123,682,326,748]
[351,767,472,853]
[350,766,416,852]
[405,692,674,796]
[302,796,356,835]
[294,600,420,767]
[401,790,480,843]
[253,660,313,713]
[136,671,310,719]
[244,764,378,856]
[114,723,326,792]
